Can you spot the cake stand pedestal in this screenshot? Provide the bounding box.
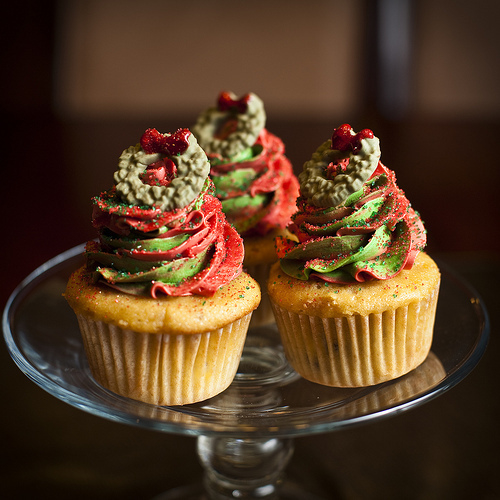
[3,245,489,499]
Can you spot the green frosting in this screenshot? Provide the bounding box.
[302,196,386,237]
[212,168,257,198]
[280,224,392,281]
[222,193,269,214]
[89,246,211,284]
[100,231,190,253]
[210,146,257,166]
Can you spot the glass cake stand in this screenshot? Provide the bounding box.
[2,244,490,499]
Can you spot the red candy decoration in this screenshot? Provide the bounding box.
[331,123,354,151]
[140,128,164,154]
[217,91,251,114]
[140,159,177,187]
[163,128,191,155]
[331,124,374,153]
[326,158,350,179]
[140,128,191,155]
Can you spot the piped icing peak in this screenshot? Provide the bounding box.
[276,124,426,284]
[87,128,244,297]
[299,124,381,208]
[192,91,266,159]
[113,128,210,212]
[192,91,299,236]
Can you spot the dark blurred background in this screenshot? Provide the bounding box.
[1,1,499,499]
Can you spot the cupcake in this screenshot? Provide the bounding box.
[192,91,299,325]
[268,124,440,387]
[65,128,261,405]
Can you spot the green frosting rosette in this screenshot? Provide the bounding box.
[86,128,244,297]
[275,124,426,284]
[192,91,299,236]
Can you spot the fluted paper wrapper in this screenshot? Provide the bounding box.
[76,314,251,405]
[270,284,440,387]
[245,262,275,327]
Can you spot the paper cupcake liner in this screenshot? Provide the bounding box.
[245,261,275,327]
[270,283,440,387]
[76,313,252,405]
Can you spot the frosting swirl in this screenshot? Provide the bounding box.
[276,125,426,284]
[87,129,243,297]
[193,92,299,236]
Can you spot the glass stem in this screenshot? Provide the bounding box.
[197,435,294,499]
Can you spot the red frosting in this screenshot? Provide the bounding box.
[92,187,192,234]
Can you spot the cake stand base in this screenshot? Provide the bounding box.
[153,331,324,500]
[2,245,490,500]
[154,477,326,500]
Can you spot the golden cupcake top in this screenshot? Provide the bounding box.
[66,267,261,334]
[268,252,440,317]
